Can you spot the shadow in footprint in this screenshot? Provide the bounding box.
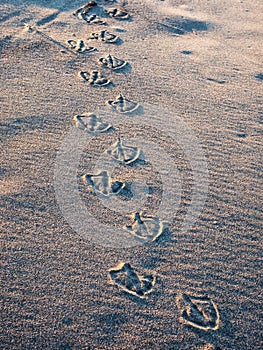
[190,306,236,349]
[107,138,141,166]
[113,62,132,74]
[255,73,263,81]
[177,294,220,331]
[158,17,211,35]
[154,227,173,246]
[109,262,156,299]
[106,94,143,116]
[117,182,134,200]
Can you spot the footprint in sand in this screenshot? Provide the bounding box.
[98,54,128,70]
[87,30,120,43]
[176,294,220,331]
[66,39,97,53]
[73,113,112,133]
[73,1,107,25]
[107,138,141,165]
[73,1,97,16]
[106,94,140,114]
[109,262,156,299]
[124,211,169,242]
[78,70,112,86]
[81,14,107,25]
[107,7,130,20]
[82,170,125,196]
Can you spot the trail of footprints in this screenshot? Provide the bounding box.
[66,0,220,332]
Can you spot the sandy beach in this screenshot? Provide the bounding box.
[1,0,262,349]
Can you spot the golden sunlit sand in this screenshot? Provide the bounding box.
[1,0,262,349]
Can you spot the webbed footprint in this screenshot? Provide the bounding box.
[124,211,169,242]
[73,113,112,133]
[109,262,156,299]
[73,1,97,16]
[73,1,106,24]
[88,30,120,43]
[98,54,127,70]
[107,138,141,165]
[107,7,130,20]
[176,294,220,331]
[78,70,112,86]
[82,170,125,196]
[106,94,140,114]
[81,14,106,25]
[67,39,96,53]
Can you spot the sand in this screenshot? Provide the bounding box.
[0,0,262,349]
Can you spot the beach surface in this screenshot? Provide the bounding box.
[0,0,262,349]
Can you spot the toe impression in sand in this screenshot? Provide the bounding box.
[107,7,130,20]
[98,54,127,70]
[82,170,125,196]
[176,294,220,331]
[73,1,97,17]
[73,113,112,133]
[109,262,156,299]
[80,13,106,25]
[107,138,141,165]
[106,94,140,114]
[124,211,169,242]
[78,70,112,87]
[67,39,96,53]
[73,1,107,25]
[88,30,120,43]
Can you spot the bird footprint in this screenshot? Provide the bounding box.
[109,262,156,299]
[107,7,130,20]
[82,170,125,196]
[176,294,220,331]
[88,30,120,43]
[67,39,96,53]
[106,94,140,114]
[73,113,112,133]
[78,71,112,87]
[124,211,169,242]
[98,54,127,70]
[107,138,141,165]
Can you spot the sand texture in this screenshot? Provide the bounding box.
[0,0,262,349]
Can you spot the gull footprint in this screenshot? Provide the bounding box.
[82,170,125,196]
[73,1,97,16]
[81,14,106,25]
[78,70,112,87]
[98,54,127,70]
[106,94,140,114]
[109,262,156,299]
[107,138,141,165]
[88,30,120,43]
[73,1,106,25]
[176,294,220,331]
[107,7,130,20]
[73,113,112,133]
[67,39,96,53]
[124,211,169,242]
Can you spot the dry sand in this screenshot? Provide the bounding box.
[0,0,262,349]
